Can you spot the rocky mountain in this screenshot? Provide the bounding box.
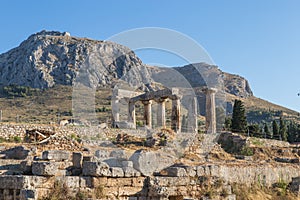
[0,30,252,98]
[0,30,152,89]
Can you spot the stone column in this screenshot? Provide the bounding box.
[111,97,120,123]
[203,88,217,134]
[171,98,181,132]
[143,100,152,128]
[157,98,166,128]
[128,101,136,128]
[187,96,198,133]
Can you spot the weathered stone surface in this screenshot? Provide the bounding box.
[110,167,124,177]
[160,167,187,177]
[122,161,133,168]
[80,177,93,188]
[32,161,59,176]
[0,31,153,89]
[0,175,25,189]
[110,149,127,159]
[123,167,141,177]
[129,150,175,176]
[72,152,83,168]
[95,150,110,160]
[42,150,69,161]
[103,157,126,167]
[185,166,197,177]
[82,161,111,177]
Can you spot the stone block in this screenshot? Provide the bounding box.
[129,150,175,176]
[118,186,143,196]
[72,152,83,168]
[185,166,196,177]
[0,175,25,189]
[95,149,110,159]
[32,161,59,176]
[103,157,125,167]
[196,166,205,176]
[64,176,80,188]
[160,167,187,177]
[123,167,141,177]
[80,177,93,188]
[110,167,124,177]
[110,149,127,159]
[20,160,33,175]
[122,161,133,168]
[82,161,111,177]
[42,150,69,161]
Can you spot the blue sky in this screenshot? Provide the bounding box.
[0,1,300,111]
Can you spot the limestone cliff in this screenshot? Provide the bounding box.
[0,30,152,89]
[0,30,252,98]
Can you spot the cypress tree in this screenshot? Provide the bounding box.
[279,117,287,141]
[264,123,272,138]
[272,120,279,139]
[231,99,247,133]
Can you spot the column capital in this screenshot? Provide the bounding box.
[202,87,217,94]
[141,100,153,105]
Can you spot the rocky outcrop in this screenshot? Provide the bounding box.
[0,30,253,98]
[0,30,152,89]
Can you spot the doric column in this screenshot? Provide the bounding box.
[171,98,181,132]
[111,97,120,123]
[187,96,198,133]
[157,98,166,128]
[128,101,136,128]
[142,100,152,128]
[203,88,217,134]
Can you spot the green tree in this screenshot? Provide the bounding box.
[231,99,247,133]
[224,117,232,131]
[264,123,272,138]
[279,117,287,141]
[272,120,279,139]
[287,121,297,143]
[248,124,260,137]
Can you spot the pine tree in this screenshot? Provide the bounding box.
[272,120,279,139]
[279,117,287,141]
[231,99,247,133]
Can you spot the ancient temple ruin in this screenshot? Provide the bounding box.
[112,87,217,134]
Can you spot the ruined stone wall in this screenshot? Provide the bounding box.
[0,123,105,139]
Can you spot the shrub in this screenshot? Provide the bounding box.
[240,146,254,156]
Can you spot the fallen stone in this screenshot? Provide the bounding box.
[110,167,124,177]
[129,150,175,176]
[32,161,59,176]
[103,157,125,167]
[110,149,127,159]
[72,152,83,168]
[95,149,110,160]
[82,161,111,177]
[160,167,187,177]
[42,150,69,161]
[122,161,133,168]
